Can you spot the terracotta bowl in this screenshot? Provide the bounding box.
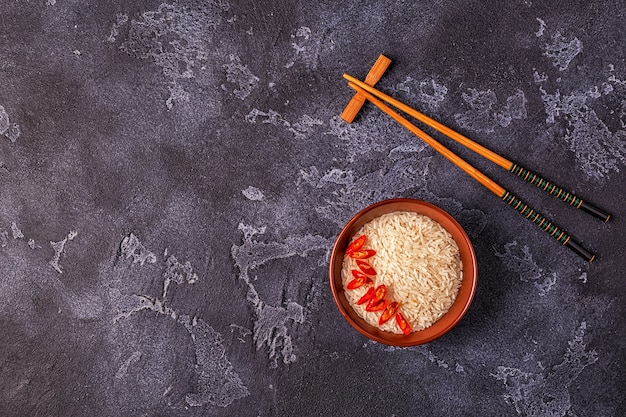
[328,198,477,346]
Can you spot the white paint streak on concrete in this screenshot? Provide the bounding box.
[111,233,249,407]
[246,108,323,140]
[0,105,20,143]
[539,83,626,181]
[11,222,24,239]
[49,230,78,274]
[495,241,557,296]
[492,322,598,416]
[391,76,449,110]
[543,31,582,71]
[112,1,230,108]
[223,54,259,100]
[120,233,157,265]
[535,18,546,37]
[454,88,528,133]
[231,223,330,368]
[242,186,265,201]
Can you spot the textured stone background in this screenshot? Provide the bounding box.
[1,1,624,416]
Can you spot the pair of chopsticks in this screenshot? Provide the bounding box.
[344,73,610,262]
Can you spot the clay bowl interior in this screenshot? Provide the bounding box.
[329,198,478,346]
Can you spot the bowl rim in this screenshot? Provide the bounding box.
[328,197,478,346]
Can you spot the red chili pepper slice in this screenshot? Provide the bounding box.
[366,299,388,312]
[351,269,368,280]
[365,285,386,310]
[348,270,373,289]
[356,260,377,276]
[345,235,366,254]
[372,284,386,302]
[396,311,412,335]
[349,249,376,259]
[356,287,375,305]
[347,275,368,289]
[379,301,399,325]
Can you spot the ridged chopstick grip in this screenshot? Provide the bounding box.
[501,191,596,262]
[509,163,611,222]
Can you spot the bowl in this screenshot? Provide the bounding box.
[328,198,477,346]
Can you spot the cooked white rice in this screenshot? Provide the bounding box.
[342,211,462,333]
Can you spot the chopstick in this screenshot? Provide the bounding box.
[344,78,596,262]
[344,74,611,223]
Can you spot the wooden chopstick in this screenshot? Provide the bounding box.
[345,79,596,262]
[343,74,610,223]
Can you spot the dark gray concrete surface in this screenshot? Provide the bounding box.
[1,1,624,416]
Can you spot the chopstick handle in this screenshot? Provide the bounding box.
[509,163,611,222]
[501,191,596,262]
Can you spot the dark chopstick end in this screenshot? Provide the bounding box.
[565,239,596,263]
[579,201,611,222]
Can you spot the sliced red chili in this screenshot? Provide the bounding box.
[366,299,388,312]
[365,285,386,310]
[351,269,368,280]
[373,284,386,302]
[349,269,373,287]
[349,249,376,259]
[396,311,412,335]
[345,235,366,254]
[356,260,377,276]
[379,301,399,325]
[347,276,368,289]
[356,287,375,305]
